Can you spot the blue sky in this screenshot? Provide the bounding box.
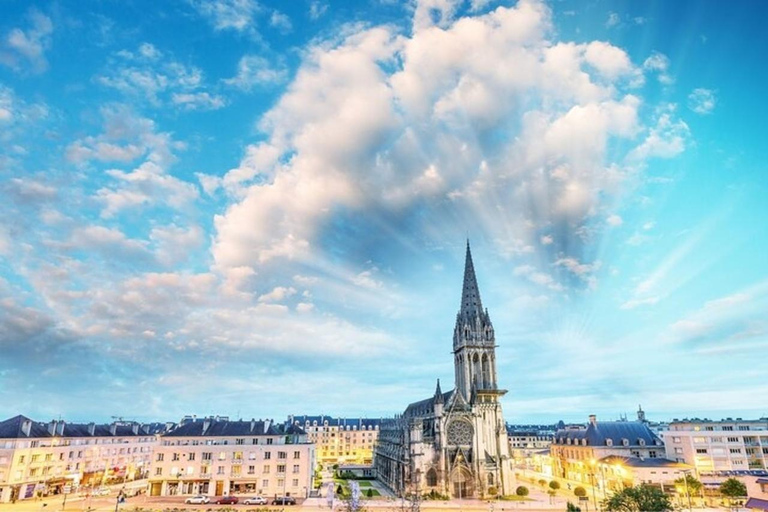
[1,0,766,424]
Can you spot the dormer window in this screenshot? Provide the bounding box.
[622,438,629,446]
[606,439,613,447]
[638,438,646,446]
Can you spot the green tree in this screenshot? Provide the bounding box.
[538,479,547,486]
[603,484,672,512]
[366,488,373,498]
[674,474,703,496]
[719,478,747,507]
[550,481,561,491]
[567,502,582,512]
[574,486,587,498]
[516,486,529,497]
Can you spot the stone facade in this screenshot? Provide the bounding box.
[374,243,513,499]
[289,416,380,465]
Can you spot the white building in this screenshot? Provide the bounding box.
[0,415,162,503]
[148,417,315,500]
[660,418,768,474]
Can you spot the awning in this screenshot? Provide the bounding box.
[746,497,768,511]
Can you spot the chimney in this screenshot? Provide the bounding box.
[589,415,597,427]
[88,423,96,436]
[56,421,65,436]
[48,420,57,436]
[109,423,118,436]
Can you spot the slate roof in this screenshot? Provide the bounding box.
[554,420,662,447]
[746,497,768,511]
[404,390,454,417]
[164,418,306,437]
[291,415,382,428]
[0,415,158,439]
[598,455,690,468]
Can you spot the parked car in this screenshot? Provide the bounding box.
[185,495,210,504]
[243,496,267,505]
[215,496,238,505]
[93,488,111,496]
[272,496,297,505]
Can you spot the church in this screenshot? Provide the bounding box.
[374,242,513,499]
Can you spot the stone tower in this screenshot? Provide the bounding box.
[453,241,501,402]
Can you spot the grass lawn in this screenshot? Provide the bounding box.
[356,481,372,487]
[498,495,534,501]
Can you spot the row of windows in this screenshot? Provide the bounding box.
[162,438,277,446]
[155,464,303,476]
[156,450,302,462]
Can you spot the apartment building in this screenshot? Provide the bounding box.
[289,415,380,465]
[507,424,554,461]
[148,417,315,499]
[661,418,768,474]
[0,415,162,503]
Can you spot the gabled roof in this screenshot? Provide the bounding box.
[554,420,661,447]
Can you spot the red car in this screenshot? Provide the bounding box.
[215,496,239,505]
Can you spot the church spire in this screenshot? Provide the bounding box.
[434,379,443,404]
[460,240,484,319]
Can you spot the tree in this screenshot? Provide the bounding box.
[603,484,672,512]
[538,479,547,487]
[674,474,702,496]
[549,481,561,491]
[516,486,529,497]
[366,488,373,498]
[567,502,582,512]
[719,478,747,507]
[574,486,587,498]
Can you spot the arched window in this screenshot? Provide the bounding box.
[487,473,494,485]
[426,468,438,487]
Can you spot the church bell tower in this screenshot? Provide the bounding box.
[453,241,503,402]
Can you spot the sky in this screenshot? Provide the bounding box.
[1,0,767,425]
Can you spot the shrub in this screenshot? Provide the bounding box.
[516,486,529,497]
[549,480,561,491]
[538,479,547,486]
[574,486,587,498]
[366,488,373,498]
[488,486,498,496]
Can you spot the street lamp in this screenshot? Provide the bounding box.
[588,459,598,512]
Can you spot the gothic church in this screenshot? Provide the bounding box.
[374,243,513,498]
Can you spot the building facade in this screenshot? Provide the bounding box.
[148,417,315,499]
[0,415,161,503]
[289,416,380,465]
[660,418,768,474]
[374,243,513,499]
[551,415,683,492]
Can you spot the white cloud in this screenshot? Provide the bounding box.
[642,52,674,85]
[171,91,226,110]
[223,55,288,91]
[150,224,205,265]
[606,214,623,226]
[620,296,659,310]
[1,9,53,73]
[96,44,220,109]
[688,88,716,115]
[258,286,297,303]
[191,0,260,32]
[514,264,564,292]
[605,12,620,28]
[628,109,690,161]
[270,11,292,33]
[309,0,328,20]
